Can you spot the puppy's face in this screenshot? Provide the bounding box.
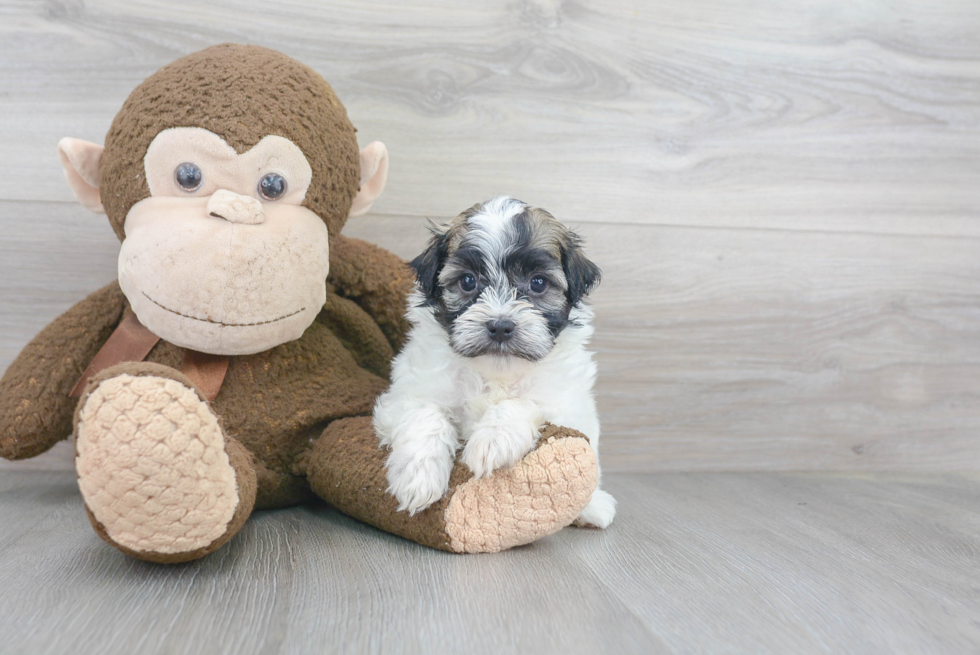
[411,197,601,361]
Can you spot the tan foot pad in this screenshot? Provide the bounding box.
[75,374,239,556]
[444,434,598,553]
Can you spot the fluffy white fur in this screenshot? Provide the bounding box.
[374,296,616,528]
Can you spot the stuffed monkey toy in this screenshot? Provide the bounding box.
[0,45,598,562]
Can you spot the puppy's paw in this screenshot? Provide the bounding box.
[386,449,453,515]
[573,488,617,529]
[462,423,537,479]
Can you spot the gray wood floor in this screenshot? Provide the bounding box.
[2,1,980,653]
[2,470,979,655]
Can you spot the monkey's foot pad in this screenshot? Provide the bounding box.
[444,433,598,553]
[75,374,239,557]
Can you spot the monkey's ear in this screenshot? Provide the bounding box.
[58,138,105,214]
[349,141,388,217]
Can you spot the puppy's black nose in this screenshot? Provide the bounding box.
[486,319,516,343]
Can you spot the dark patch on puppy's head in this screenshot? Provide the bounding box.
[411,197,600,361]
[559,231,602,306]
[409,224,451,304]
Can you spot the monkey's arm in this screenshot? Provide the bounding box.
[327,235,414,352]
[1,281,127,460]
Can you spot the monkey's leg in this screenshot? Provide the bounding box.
[74,363,257,563]
[300,417,597,553]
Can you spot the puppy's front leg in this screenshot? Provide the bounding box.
[377,403,458,515]
[462,398,543,478]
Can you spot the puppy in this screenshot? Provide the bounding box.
[373,196,616,528]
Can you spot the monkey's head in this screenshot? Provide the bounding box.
[57,44,388,355]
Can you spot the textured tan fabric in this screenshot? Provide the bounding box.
[75,363,258,563]
[444,427,598,553]
[119,194,330,356]
[303,417,597,553]
[76,373,239,554]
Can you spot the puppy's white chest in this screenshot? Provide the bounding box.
[456,368,535,427]
[477,376,521,408]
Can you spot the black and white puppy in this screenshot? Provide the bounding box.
[373,196,616,528]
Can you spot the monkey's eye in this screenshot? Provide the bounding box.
[459,274,478,293]
[529,276,548,294]
[258,173,287,201]
[174,162,203,192]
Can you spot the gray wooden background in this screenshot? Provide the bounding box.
[2,0,979,473]
[3,3,980,654]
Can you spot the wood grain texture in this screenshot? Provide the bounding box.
[1,0,978,235]
[2,0,980,474]
[345,215,980,473]
[3,4,980,653]
[2,206,980,473]
[1,470,978,654]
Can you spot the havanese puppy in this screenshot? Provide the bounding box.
[373,196,616,528]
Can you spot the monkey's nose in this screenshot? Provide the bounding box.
[206,189,264,225]
[486,319,516,343]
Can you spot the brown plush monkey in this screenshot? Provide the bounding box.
[0,45,598,562]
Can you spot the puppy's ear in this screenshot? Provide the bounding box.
[560,231,601,305]
[410,226,450,302]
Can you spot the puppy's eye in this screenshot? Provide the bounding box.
[529,276,548,293]
[459,274,477,293]
[174,162,203,192]
[258,172,287,200]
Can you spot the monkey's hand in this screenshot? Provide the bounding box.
[1,281,126,460]
[327,235,414,352]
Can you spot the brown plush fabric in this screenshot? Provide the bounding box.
[317,290,393,380]
[442,427,597,553]
[0,282,126,460]
[537,422,589,444]
[303,417,596,553]
[328,235,415,353]
[99,44,360,240]
[82,429,258,565]
[0,273,403,512]
[301,416,460,551]
[132,290,392,510]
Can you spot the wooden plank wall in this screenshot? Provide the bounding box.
[1,0,979,472]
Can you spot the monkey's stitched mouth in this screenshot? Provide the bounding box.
[142,292,305,327]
